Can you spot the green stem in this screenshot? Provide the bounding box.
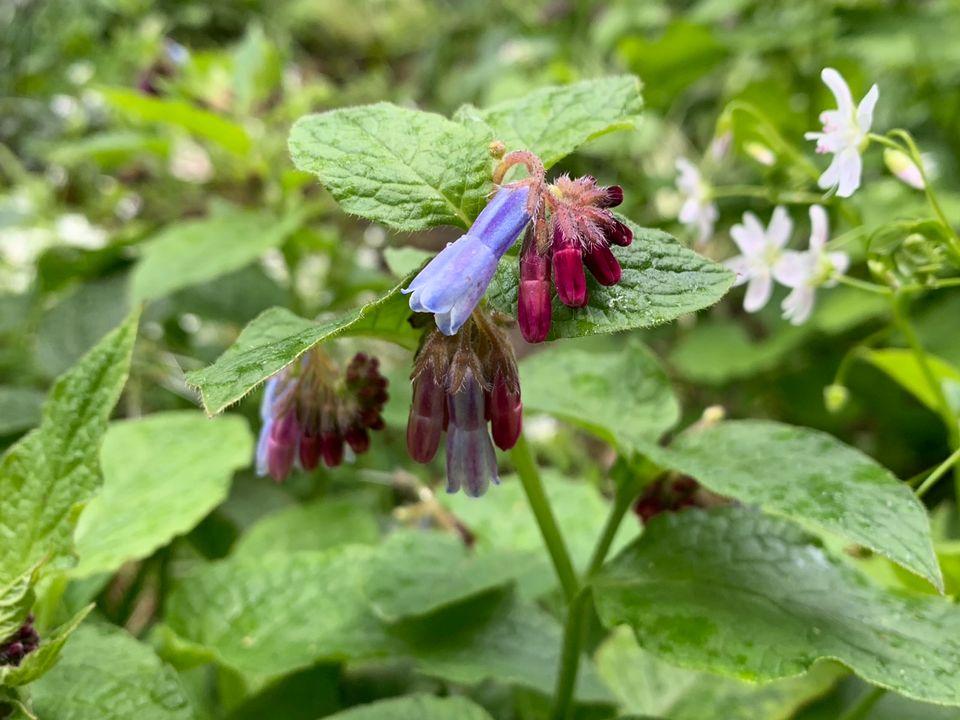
[839,686,887,720]
[836,275,892,295]
[510,433,579,604]
[550,470,651,720]
[915,447,960,498]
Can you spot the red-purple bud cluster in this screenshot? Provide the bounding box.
[0,614,39,667]
[518,176,632,343]
[632,476,727,524]
[257,351,388,483]
[407,311,522,497]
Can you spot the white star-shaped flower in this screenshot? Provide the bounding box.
[805,68,879,198]
[675,157,718,245]
[774,205,850,325]
[725,206,794,313]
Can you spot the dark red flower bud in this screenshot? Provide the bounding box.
[267,412,299,482]
[345,426,370,454]
[518,239,552,343]
[606,219,633,247]
[552,228,587,308]
[583,242,622,286]
[321,431,344,468]
[599,185,624,208]
[407,367,446,463]
[299,432,322,471]
[488,372,523,451]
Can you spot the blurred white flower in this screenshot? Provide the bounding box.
[169,137,213,184]
[675,157,718,245]
[55,213,107,249]
[49,94,79,119]
[883,148,936,190]
[725,206,794,313]
[744,141,776,167]
[774,205,850,325]
[709,130,732,161]
[805,68,879,198]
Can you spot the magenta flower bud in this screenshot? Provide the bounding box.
[518,241,552,343]
[345,426,370,454]
[446,368,499,497]
[267,412,299,482]
[552,229,588,308]
[584,242,622,286]
[488,372,522,451]
[321,431,344,468]
[600,185,624,208]
[407,368,446,463]
[606,219,633,247]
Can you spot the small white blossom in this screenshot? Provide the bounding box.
[55,213,107,249]
[725,206,794,313]
[774,205,850,325]
[805,68,879,198]
[883,148,936,190]
[675,157,718,245]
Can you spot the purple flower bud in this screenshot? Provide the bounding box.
[600,185,624,208]
[518,240,552,343]
[488,372,522,451]
[552,228,588,308]
[320,431,344,468]
[446,369,499,497]
[299,432,322,471]
[404,186,532,335]
[267,412,299,482]
[345,426,369,453]
[407,367,446,463]
[584,242,622,286]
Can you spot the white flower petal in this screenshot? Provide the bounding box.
[767,206,794,248]
[836,148,863,198]
[825,251,851,283]
[773,251,811,288]
[744,273,773,313]
[782,286,816,325]
[821,68,855,117]
[725,255,751,287]
[678,197,701,224]
[818,155,843,191]
[809,205,829,250]
[730,221,765,256]
[857,84,880,132]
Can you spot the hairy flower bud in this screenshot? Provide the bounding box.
[583,241,622,286]
[518,231,553,343]
[552,227,588,308]
[488,370,522,451]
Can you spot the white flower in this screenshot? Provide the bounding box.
[774,205,850,325]
[883,148,936,190]
[805,68,879,198]
[675,157,718,245]
[725,206,794,313]
[55,213,107,249]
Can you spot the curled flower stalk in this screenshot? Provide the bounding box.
[406,309,522,497]
[256,350,388,482]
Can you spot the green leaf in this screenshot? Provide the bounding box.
[0,310,140,582]
[0,387,44,436]
[646,420,942,590]
[71,411,253,578]
[129,208,303,303]
[361,530,521,622]
[520,340,679,453]
[289,103,492,231]
[0,605,92,687]
[458,76,643,167]
[486,222,733,339]
[383,246,431,277]
[164,547,395,679]
[232,497,380,559]
[595,627,842,720]
[442,473,637,599]
[185,277,419,415]
[0,566,37,644]
[27,623,194,719]
[100,87,251,155]
[863,348,960,416]
[593,506,960,706]
[325,695,494,720]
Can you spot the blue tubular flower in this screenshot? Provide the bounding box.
[404,185,532,335]
[445,367,500,497]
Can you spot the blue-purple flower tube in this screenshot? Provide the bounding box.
[403,185,532,335]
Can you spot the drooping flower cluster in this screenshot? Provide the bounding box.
[407,310,522,497]
[404,150,632,344]
[725,205,849,325]
[0,614,39,667]
[517,175,632,342]
[256,350,388,482]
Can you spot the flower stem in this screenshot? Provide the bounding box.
[836,275,892,295]
[839,686,887,720]
[509,433,579,604]
[915,447,960,498]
